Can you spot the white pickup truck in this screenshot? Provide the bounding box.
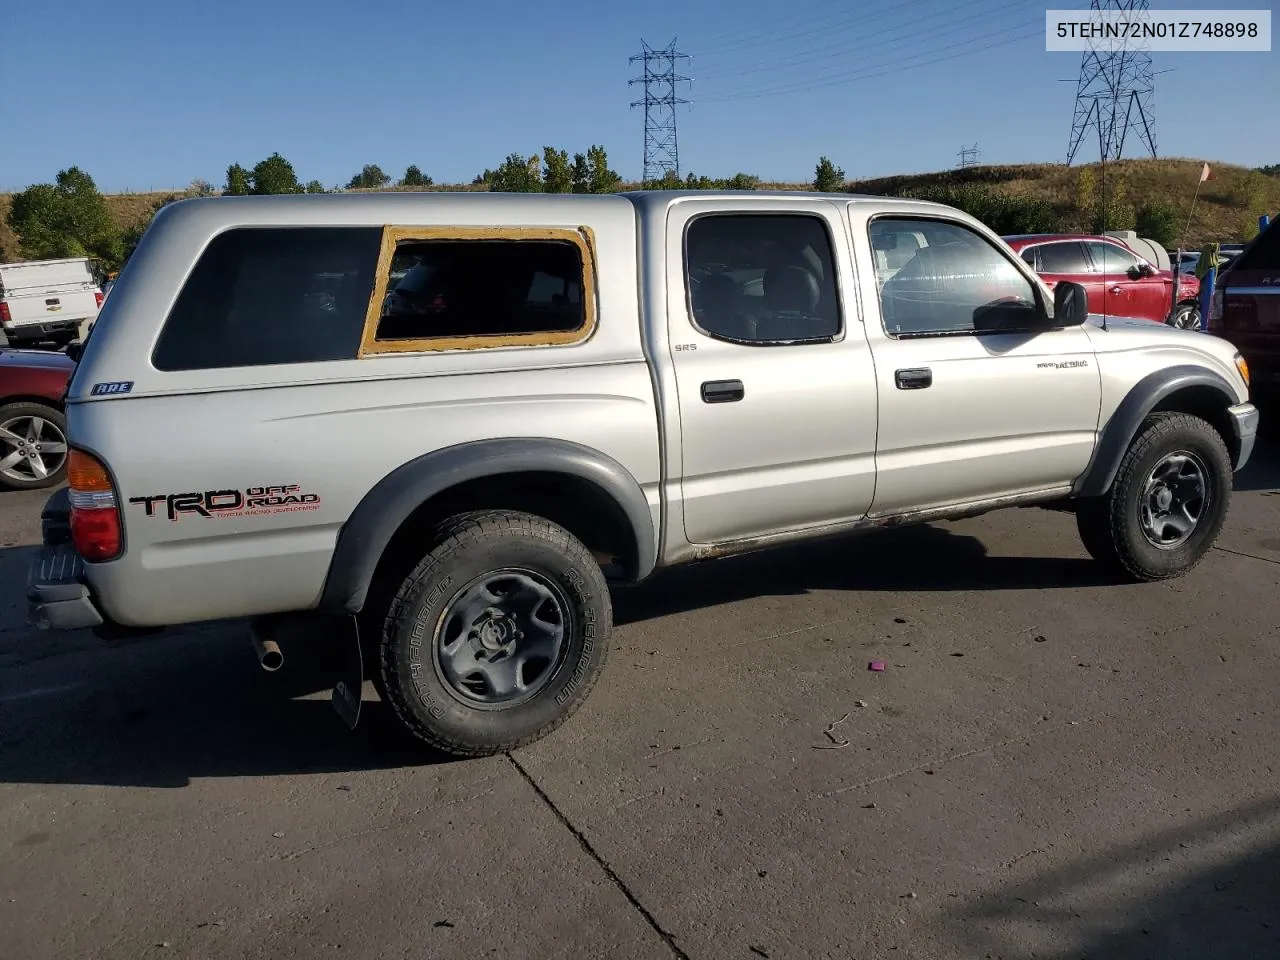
[0,257,103,346]
[29,190,1259,759]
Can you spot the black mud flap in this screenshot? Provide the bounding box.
[331,615,363,731]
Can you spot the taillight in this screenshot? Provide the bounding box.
[95,291,104,309]
[68,450,122,562]
[1207,288,1224,329]
[0,302,10,323]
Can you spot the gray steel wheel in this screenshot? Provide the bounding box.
[434,568,570,708]
[1168,304,1201,330]
[1138,450,1210,549]
[0,404,68,490]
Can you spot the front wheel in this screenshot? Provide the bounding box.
[1075,412,1232,581]
[1168,303,1201,330]
[378,510,612,757]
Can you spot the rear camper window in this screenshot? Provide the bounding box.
[360,228,597,354]
[152,227,381,371]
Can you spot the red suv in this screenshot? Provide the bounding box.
[1003,234,1201,329]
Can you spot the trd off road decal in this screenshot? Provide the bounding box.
[128,484,321,521]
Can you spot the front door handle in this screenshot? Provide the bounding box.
[701,379,745,403]
[894,367,932,390]
[1110,285,1122,295]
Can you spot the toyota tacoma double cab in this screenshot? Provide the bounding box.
[27,190,1258,757]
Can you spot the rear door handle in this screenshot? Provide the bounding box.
[895,367,932,390]
[701,379,744,403]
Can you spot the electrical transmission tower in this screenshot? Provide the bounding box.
[1065,0,1158,164]
[957,143,980,168]
[629,39,691,185]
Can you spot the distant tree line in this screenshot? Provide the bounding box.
[11,152,1267,271]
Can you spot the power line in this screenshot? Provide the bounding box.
[629,39,691,185]
[692,0,1016,83]
[1065,0,1158,163]
[695,25,1042,104]
[693,0,856,52]
[694,0,951,58]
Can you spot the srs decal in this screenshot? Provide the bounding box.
[128,484,321,521]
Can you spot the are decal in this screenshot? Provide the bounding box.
[128,484,321,521]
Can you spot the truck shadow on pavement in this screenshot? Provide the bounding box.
[614,521,1114,627]
[945,795,1280,959]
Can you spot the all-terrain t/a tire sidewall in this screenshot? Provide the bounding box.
[381,512,612,757]
[1108,412,1232,580]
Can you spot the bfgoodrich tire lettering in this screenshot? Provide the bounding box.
[1075,411,1231,581]
[379,509,612,757]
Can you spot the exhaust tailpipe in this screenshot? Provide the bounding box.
[250,630,284,672]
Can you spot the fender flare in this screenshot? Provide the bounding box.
[1074,365,1238,498]
[318,438,657,614]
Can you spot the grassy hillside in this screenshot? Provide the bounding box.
[2,158,1275,263]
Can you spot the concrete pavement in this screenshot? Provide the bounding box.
[1,431,1278,960]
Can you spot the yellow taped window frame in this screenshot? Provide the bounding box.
[358,225,599,357]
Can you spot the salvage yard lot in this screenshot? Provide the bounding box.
[2,429,1279,960]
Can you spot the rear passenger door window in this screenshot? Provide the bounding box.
[1034,241,1091,275]
[684,214,842,343]
[152,227,382,372]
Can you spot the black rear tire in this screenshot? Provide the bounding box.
[378,509,612,757]
[1075,411,1231,581]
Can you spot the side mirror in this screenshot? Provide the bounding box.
[1053,280,1089,327]
[65,341,85,363]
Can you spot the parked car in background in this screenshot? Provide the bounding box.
[0,347,74,490]
[0,258,103,347]
[1004,234,1201,328]
[1208,218,1280,390]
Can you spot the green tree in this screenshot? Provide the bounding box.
[542,147,573,193]
[401,165,432,187]
[1134,202,1178,247]
[584,145,620,193]
[251,152,303,195]
[186,178,215,198]
[1092,176,1133,233]
[814,156,845,192]
[6,167,122,265]
[570,153,590,193]
[304,180,327,194]
[487,152,542,192]
[347,164,391,189]
[224,163,251,196]
[726,173,760,191]
[1073,166,1097,216]
[120,193,182,265]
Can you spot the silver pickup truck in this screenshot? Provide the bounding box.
[28,190,1258,757]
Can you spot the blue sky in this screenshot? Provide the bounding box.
[3,0,1277,192]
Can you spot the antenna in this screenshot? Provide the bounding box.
[1065,0,1158,164]
[629,39,691,186]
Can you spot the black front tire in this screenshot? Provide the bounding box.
[1075,412,1232,581]
[378,510,612,757]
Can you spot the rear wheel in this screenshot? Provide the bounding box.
[1075,412,1231,581]
[378,509,612,757]
[0,402,69,491]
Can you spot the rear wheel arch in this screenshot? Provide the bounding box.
[1075,366,1240,498]
[319,438,657,616]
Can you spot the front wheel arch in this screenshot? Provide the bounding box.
[1074,368,1240,498]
